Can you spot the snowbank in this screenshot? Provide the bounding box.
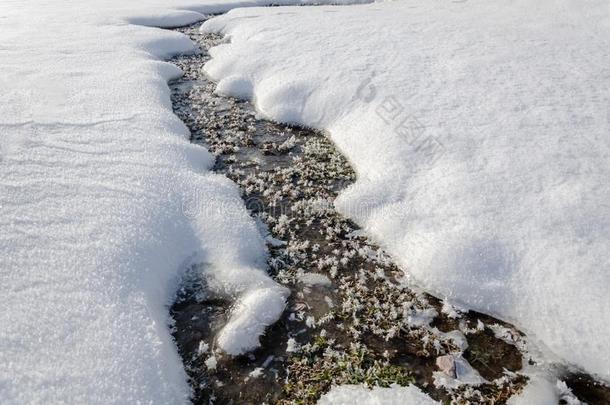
[202,0,610,380]
[0,0,370,403]
[317,384,439,404]
[507,376,558,405]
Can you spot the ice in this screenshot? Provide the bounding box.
[507,376,559,405]
[298,272,332,286]
[317,384,439,404]
[201,0,610,380]
[432,356,487,389]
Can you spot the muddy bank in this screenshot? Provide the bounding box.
[167,21,607,404]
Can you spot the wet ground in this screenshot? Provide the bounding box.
[167,22,609,405]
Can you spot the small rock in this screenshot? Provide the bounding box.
[436,355,456,378]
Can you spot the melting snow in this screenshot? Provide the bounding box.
[317,384,439,405]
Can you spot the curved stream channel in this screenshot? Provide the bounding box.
[167,21,609,405]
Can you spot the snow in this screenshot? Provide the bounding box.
[556,380,586,405]
[507,376,559,405]
[2,0,609,402]
[201,0,610,380]
[216,286,287,355]
[215,74,255,99]
[197,341,209,355]
[205,355,218,371]
[0,0,370,403]
[317,384,439,405]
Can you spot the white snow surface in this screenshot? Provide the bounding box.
[201,0,610,380]
[432,356,487,390]
[317,384,439,405]
[507,376,559,405]
[0,0,371,403]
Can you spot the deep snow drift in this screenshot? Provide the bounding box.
[202,0,610,380]
[0,0,369,403]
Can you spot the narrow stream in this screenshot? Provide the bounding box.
[167,21,608,405]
